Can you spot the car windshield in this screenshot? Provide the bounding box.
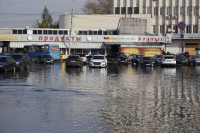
[156,55,163,58]
[93,56,104,59]
[195,55,200,58]
[12,55,22,60]
[176,55,186,59]
[136,55,143,58]
[42,55,52,58]
[69,56,79,59]
[164,56,175,59]
[0,57,6,62]
[142,57,153,60]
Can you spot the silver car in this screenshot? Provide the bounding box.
[89,55,107,68]
[189,55,200,65]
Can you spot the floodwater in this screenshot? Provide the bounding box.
[0,63,200,133]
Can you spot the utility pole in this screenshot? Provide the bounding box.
[69,0,75,55]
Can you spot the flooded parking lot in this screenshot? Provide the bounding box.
[0,63,200,133]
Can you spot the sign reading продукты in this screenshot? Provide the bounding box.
[178,21,186,30]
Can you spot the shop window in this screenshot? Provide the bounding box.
[93,31,97,35]
[98,30,102,35]
[23,30,27,34]
[64,30,68,35]
[89,31,93,35]
[103,31,108,35]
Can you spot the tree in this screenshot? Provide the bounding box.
[34,6,59,28]
[82,0,111,14]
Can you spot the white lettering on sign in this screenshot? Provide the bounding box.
[39,36,82,41]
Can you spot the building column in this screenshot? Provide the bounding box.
[119,0,121,14]
[164,0,167,34]
[138,0,141,14]
[125,0,128,17]
[177,0,180,34]
[145,0,147,14]
[191,0,193,33]
[184,0,187,33]
[198,0,200,33]
[113,0,115,14]
[132,0,134,14]
[157,0,160,35]
[171,0,174,33]
[151,0,154,18]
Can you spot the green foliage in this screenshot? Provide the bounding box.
[82,0,110,14]
[33,6,59,28]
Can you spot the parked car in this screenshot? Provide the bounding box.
[154,54,163,66]
[89,55,107,68]
[60,53,68,61]
[0,56,16,72]
[139,56,156,67]
[66,55,82,67]
[39,54,54,64]
[189,55,200,66]
[118,54,128,65]
[127,54,135,62]
[175,55,188,65]
[76,53,87,64]
[86,55,94,62]
[161,55,176,66]
[10,53,30,70]
[132,54,144,66]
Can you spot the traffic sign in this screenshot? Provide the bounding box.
[178,21,186,30]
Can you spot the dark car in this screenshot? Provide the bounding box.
[176,55,188,65]
[39,55,54,64]
[0,56,16,72]
[86,55,94,62]
[11,53,30,70]
[154,54,163,66]
[76,53,87,64]
[66,55,82,67]
[189,55,200,66]
[139,57,156,67]
[132,54,144,66]
[118,54,128,65]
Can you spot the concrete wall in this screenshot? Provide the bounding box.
[166,40,182,54]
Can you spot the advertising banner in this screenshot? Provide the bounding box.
[120,48,163,57]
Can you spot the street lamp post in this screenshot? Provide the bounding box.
[69,0,75,55]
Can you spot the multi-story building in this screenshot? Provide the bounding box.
[110,0,200,55]
[111,0,200,35]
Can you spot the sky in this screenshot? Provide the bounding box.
[0,0,88,28]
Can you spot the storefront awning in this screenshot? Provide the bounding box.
[9,42,105,49]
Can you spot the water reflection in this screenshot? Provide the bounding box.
[0,63,200,132]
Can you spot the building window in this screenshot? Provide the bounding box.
[33,30,37,34]
[154,7,158,16]
[78,31,83,35]
[93,31,97,35]
[167,25,171,33]
[23,30,27,34]
[115,7,120,14]
[147,7,151,14]
[160,25,164,34]
[187,6,192,15]
[142,7,146,14]
[167,7,171,15]
[103,31,108,35]
[160,7,164,15]
[121,7,126,14]
[48,30,52,35]
[18,30,22,34]
[186,25,192,33]
[13,30,17,34]
[153,25,158,35]
[134,7,139,14]
[180,6,185,15]
[174,6,178,15]
[38,30,42,34]
[53,30,57,35]
[173,25,178,33]
[128,7,132,14]
[59,30,63,35]
[43,30,47,34]
[64,30,68,35]
[194,6,199,15]
[98,30,102,35]
[193,25,198,33]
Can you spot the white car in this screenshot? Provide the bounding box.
[89,55,107,68]
[161,55,176,66]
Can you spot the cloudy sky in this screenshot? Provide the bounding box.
[0,0,88,28]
